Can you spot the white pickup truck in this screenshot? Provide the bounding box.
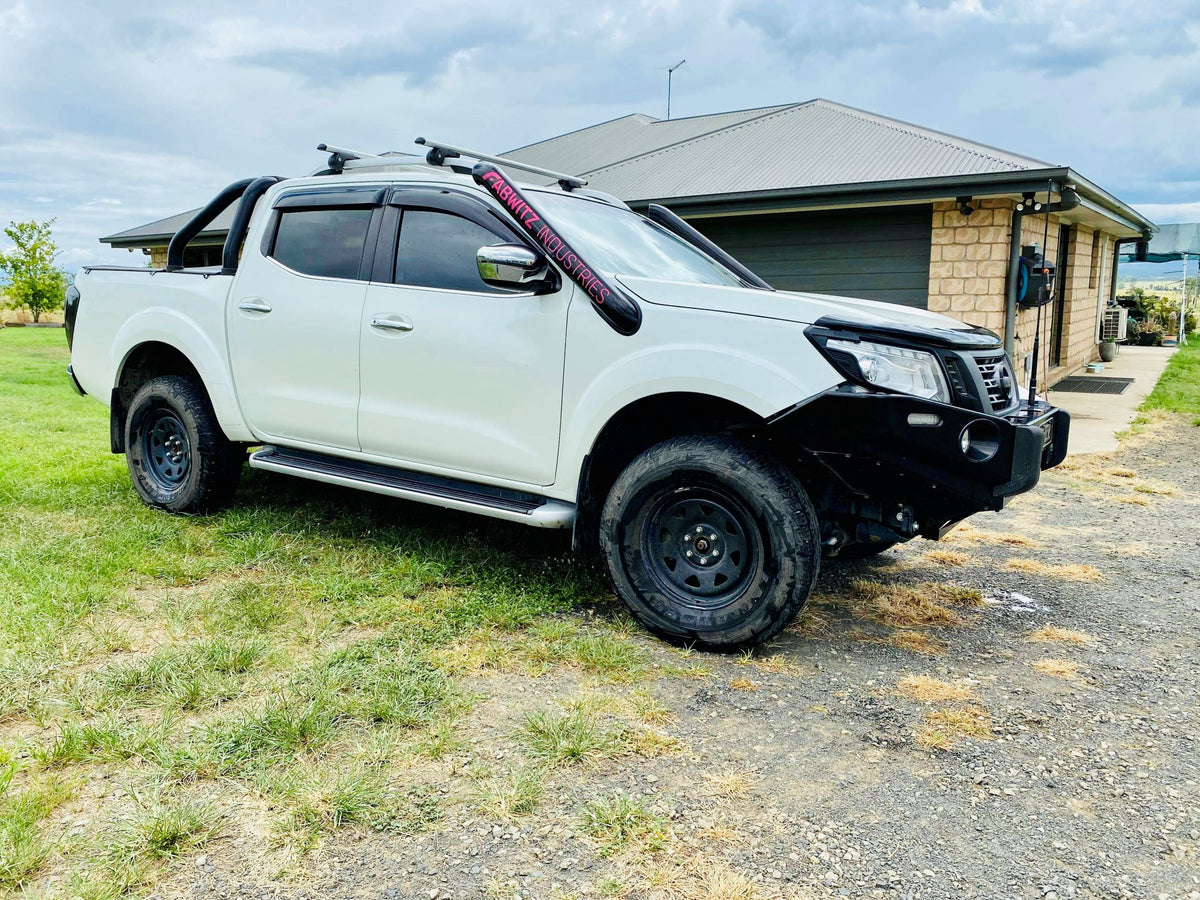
[65,140,1069,649]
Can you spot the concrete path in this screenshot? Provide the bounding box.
[1046,345,1176,454]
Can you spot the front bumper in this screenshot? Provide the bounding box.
[767,389,1070,535]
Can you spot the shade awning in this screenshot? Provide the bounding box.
[1120,222,1200,262]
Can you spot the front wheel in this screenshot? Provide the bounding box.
[125,375,243,514]
[599,435,820,651]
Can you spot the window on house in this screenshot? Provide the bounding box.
[181,245,222,268]
[270,207,374,280]
[394,209,512,293]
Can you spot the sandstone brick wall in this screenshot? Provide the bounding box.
[928,199,1111,388]
[149,247,167,268]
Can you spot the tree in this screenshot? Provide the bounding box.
[0,220,67,323]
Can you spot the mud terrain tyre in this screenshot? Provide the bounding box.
[599,435,820,651]
[125,375,242,514]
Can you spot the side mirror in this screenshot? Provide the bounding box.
[477,243,556,293]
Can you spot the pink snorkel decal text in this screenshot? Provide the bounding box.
[473,164,641,335]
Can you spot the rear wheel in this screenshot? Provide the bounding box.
[599,435,820,650]
[125,375,243,513]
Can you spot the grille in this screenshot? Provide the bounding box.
[943,356,969,396]
[975,354,1014,411]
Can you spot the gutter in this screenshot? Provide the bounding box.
[627,167,1156,237]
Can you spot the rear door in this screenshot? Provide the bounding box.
[228,186,384,449]
[357,188,570,485]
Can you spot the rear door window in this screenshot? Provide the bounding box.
[271,207,373,280]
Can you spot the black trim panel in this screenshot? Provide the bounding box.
[273,186,387,209]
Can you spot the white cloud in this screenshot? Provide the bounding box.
[1133,202,1200,225]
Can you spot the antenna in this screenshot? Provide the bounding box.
[666,59,686,120]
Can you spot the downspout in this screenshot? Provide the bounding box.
[1002,185,1082,358]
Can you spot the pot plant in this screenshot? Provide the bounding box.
[1136,318,1164,346]
[1099,339,1117,362]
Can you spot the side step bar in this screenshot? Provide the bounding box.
[248,447,575,529]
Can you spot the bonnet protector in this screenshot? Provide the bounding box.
[472,163,642,335]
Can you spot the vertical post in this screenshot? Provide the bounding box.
[1181,252,1189,345]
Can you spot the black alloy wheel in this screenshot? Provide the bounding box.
[125,375,243,513]
[140,407,192,491]
[600,434,820,650]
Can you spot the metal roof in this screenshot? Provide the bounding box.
[103,205,235,248]
[505,99,1054,200]
[501,105,797,178]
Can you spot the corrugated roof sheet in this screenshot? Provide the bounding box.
[502,105,795,178]
[104,206,235,245]
[506,99,1054,201]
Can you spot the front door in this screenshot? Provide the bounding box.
[358,193,569,485]
[228,192,382,450]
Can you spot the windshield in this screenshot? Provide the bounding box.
[532,191,746,287]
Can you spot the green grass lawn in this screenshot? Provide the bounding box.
[1142,333,1200,420]
[0,327,629,896]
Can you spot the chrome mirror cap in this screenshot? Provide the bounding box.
[477,243,551,290]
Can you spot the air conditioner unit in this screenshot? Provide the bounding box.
[1101,307,1128,342]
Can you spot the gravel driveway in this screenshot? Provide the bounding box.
[161,417,1200,900]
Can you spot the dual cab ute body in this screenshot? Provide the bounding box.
[66,143,1068,648]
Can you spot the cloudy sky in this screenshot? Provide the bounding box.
[1,0,1198,273]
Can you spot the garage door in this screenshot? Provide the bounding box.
[692,205,933,308]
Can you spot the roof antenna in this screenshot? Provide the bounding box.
[665,59,686,120]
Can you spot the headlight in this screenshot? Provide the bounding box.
[824,338,951,403]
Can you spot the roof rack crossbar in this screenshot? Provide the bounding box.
[316,143,383,175]
[414,137,587,190]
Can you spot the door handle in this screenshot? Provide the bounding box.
[370,316,414,333]
[238,299,272,314]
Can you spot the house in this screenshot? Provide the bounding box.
[100,99,1154,383]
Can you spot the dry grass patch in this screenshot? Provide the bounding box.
[849,580,982,628]
[640,856,761,900]
[1028,625,1096,646]
[702,765,758,800]
[696,821,745,845]
[884,630,947,656]
[739,653,803,675]
[1053,455,1176,495]
[942,523,1040,549]
[894,675,975,704]
[628,727,685,758]
[789,607,831,637]
[1003,559,1104,582]
[1114,493,1152,506]
[1133,480,1176,495]
[915,704,993,751]
[1031,658,1086,682]
[923,549,970,567]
